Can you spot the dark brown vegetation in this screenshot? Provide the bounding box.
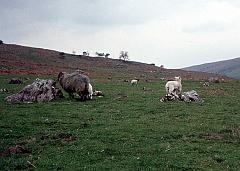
[8,78,23,84]
[0,44,234,81]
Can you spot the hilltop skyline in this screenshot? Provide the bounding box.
[1,0,240,68]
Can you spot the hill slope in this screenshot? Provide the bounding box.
[183,58,240,79]
[0,43,234,81]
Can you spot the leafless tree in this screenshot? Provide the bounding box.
[119,51,129,61]
[96,52,105,57]
[83,51,89,56]
[160,65,164,69]
[105,53,110,58]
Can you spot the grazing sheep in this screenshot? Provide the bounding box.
[57,71,91,101]
[165,76,182,96]
[131,79,139,85]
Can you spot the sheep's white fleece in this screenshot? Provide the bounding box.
[165,76,182,95]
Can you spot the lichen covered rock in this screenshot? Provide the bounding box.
[5,79,63,103]
[160,90,203,103]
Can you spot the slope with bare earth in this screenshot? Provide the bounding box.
[0,43,234,81]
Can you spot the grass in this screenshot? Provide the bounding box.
[0,74,240,170]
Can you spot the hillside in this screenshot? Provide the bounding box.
[0,43,234,81]
[1,44,240,170]
[183,57,240,79]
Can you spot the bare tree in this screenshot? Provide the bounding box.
[160,65,164,69]
[105,53,110,58]
[119,51,129,61]
[83,51,89,56]
[96,52,105,57]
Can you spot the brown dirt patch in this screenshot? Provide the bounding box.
[0,145,31,157]
[200,133,225,140]
[0,43,236,81]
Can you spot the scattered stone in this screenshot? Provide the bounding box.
[160,93,179,102]
[181,90,203,102]
[93,90,104,97]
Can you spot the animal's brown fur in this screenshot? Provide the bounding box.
[58,71,90,101]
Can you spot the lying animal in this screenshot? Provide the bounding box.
[57,71,91,101]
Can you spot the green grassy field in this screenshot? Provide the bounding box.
[0,75,240,170]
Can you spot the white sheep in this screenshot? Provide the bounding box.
[165,76,182,96]
[131,79,139,85]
